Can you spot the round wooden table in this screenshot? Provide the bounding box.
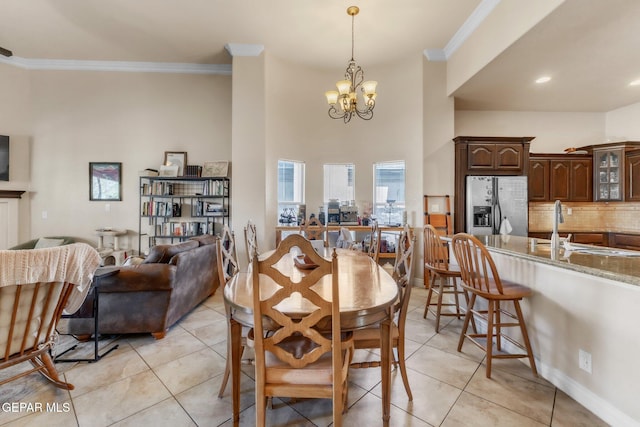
[223,248,399,425]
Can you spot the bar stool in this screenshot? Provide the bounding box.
[422,225,468,333]
[451,233,537,378]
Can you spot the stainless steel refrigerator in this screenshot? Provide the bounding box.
[466,176,528,236]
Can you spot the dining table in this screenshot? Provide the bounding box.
[223,247,399,425]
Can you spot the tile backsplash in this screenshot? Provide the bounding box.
[529,202,640,233]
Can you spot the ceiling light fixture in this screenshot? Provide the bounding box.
[325,6,377,123]
[629,79,640,86]
[535,76,551,84]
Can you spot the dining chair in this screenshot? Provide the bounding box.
[451,233,538,378]
[423,224,470,332]
[216,225,250,398]
[303,216,326,252]
[252,234,354,426]
[366,220,381,262]
[350,228,415,401]
[244,220,258,265]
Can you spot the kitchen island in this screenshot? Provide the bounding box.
[469,235,639,426]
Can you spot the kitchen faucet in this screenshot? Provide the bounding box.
[551,200,564,248]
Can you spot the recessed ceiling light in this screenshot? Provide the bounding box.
[535,76,551,84]
[629,79,640,86]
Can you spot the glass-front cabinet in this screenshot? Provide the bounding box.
[594,148,622,201]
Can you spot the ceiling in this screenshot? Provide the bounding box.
[1,0,639,113]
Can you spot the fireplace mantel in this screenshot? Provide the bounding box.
[0,190,25,199]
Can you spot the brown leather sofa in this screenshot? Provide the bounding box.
[66,234,219,339]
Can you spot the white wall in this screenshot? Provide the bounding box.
[26,70,231,250]
[605,101,640,141]
[455,110,606,152]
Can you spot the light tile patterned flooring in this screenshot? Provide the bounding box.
[0,287,608,426]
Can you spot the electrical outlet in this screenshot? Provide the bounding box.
[567,207,573,215]
[579,349,592,373]
[41,210,47,220]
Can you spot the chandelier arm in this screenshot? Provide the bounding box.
[355,107,374,121]
[328,105,347,120]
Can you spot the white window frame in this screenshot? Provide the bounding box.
[278,159,305,223]
[323,163,355,203]
[373,160,406,225]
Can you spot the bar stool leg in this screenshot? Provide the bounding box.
[458,293,476,352]
[485,299,495,378]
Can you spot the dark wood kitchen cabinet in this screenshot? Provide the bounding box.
[577,142,640,201]
[528,154,592,202]
[454,136,534,233]
[467,143,524,171]
[625,150,640,201]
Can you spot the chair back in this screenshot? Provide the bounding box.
[303,216,325,242]
[367,221,381,262]
[393,228,415,327]
[252,233,340,369]
[0,243,101,389]
[244,220,258,264]
[216,225,239,286]
[1,282,72,361]
[451,233,505,296]
[423,224,452,273]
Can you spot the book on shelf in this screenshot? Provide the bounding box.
[139,168,159,177]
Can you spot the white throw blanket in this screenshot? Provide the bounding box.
[0,243,101,313]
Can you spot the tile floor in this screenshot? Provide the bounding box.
[0,287,608,426]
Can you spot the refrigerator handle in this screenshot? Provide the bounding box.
[494,178,502,234]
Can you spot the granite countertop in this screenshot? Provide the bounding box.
[454,235,640,287]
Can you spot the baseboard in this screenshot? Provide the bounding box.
[469,317,637,426]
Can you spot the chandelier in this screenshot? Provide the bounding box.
[325,6,377,123]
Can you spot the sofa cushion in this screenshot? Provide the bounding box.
[143,240,199,264]
[34,237,65,249]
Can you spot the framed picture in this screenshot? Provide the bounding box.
[159,165,179,177]
[90,162,122,201]
[202,161,229,177]
[164,151,187,176]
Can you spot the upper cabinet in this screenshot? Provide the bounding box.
[529,154,592,202]
[578,142,640,202]
[467,143,525,171]
[625,150,640,201]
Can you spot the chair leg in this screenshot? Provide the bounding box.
[396,338,413,401]
[423,273,437,318]
[458,293,476,352]
[495,301,502,352]
[513,300,538,376]
[33,352,74,390]
[485,300,495,378]
[218,345,245,398]
[452,277,463,320]
[434,276,446,333]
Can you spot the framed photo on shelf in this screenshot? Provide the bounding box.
[159,165,179,177]
[202,161,229,177]
[164,151,187,176]
[90,162,122,201]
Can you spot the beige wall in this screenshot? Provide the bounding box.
[263,54,424,248]
[454,110,606,152]
[605,101,640,140]
[447,0,565,95]
[25,70,231,250]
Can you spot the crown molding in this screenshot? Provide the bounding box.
[224,44,264,57]
[424,0,501,62]
[423,49,447,62]
[0,55,231,75]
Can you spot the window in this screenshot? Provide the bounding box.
[278,160,305,223]
[373,161,405,225]
[323,163,355,203]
